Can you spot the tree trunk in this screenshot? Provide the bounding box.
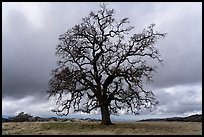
[100,104,112,125]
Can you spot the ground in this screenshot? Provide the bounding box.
[2,121,202,135]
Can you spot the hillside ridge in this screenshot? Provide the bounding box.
[2,114,202,123]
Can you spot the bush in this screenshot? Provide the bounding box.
[12,112,33,122]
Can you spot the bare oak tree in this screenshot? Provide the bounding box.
[47,4,166,125]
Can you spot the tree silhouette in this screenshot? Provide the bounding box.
[47,4,166,125]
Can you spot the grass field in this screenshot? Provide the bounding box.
[2,121,202,135]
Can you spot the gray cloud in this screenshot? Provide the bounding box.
[3,9,56,98]
[2,2,101,98]
[152,7,202,88]
[2,2,202,117]
[153,83,202,115]
[2,96,57,117]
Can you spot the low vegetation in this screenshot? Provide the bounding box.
[2,121,202,135]
[2,112,202,135]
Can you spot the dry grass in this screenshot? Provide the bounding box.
[2,121,202,135]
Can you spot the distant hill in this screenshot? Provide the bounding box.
[2,115,101,123]
[139,114,202,122]
[2,118,10,122]
[2,113,202,123]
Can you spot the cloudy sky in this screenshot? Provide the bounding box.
[2,2,202,120]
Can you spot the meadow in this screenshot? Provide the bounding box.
[2,121,202,135]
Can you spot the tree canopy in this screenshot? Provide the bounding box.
[47,4,166,125]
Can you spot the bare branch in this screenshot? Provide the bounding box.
[47,4,166,125]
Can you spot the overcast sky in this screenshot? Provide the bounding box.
[2,2,202,119]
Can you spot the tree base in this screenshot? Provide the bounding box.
[100,121,114,126]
